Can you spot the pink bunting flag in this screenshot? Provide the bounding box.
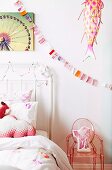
[14,0,23,6]
[64,61,73,71]
[86,76,93,84]
[25,13,32,22]
[51,52,59,59]
[57,56,65,63]
[104,84,112,90]
[80,73,88,81]
[92,79,99,86]
[38,35,46,44]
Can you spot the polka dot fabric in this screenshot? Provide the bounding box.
[0,115,36,138]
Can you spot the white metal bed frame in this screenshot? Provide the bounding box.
[0,62,54,140]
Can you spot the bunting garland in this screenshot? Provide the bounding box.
[14,0,112,91]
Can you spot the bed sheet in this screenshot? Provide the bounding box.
[36,130,48,138]
[0,166,20,170]
[0,136,72,170]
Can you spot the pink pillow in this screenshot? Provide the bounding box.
[0,115,36,138]
[72,126,91,152]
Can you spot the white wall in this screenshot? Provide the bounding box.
[0,0,112,163]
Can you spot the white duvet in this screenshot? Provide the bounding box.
[0,136,72,170]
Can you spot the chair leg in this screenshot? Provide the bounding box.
[100,155,104,170]
[70,146,74,168]
[67,155,70,164]
[93,156,96,170]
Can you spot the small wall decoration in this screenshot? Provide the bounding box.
[0,12,34,51]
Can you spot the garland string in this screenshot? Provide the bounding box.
[14,0,112,91]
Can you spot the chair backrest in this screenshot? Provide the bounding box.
[71,118,95,152]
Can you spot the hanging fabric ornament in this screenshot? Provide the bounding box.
[79,0,104,61]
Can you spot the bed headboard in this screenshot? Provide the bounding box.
[0,62,54,139]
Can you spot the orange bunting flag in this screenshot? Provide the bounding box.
[75,70,82,78]
[20,10,27,16]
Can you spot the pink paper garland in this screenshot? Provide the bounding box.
[14,0,112,91]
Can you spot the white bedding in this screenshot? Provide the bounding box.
[36,130,48,138]
[0,136,72,170]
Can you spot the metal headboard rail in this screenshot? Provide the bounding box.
[0,63,54,140]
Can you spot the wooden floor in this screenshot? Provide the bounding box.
[72,164,112,170]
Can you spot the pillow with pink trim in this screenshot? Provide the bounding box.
[0,115,36,138]
[72,126,91,152]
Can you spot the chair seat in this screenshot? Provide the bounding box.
[73,151,101,157]
[73,147,101,157]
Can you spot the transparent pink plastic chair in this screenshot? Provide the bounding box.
[66,118,104,170]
